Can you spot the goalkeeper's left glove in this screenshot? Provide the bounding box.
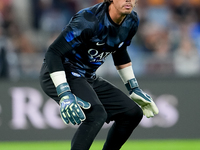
[125,78,159,118]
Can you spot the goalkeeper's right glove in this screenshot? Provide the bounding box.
[126,78,159,118]
[57,83,91,125]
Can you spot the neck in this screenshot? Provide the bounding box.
[108,4,127,25]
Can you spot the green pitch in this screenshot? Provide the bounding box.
[0,140,200,150]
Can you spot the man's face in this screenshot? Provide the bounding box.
[111,0,137,15]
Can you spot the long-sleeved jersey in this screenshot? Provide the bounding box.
[45,2,139,78]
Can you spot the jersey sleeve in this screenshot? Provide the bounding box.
[45,12,95,73]
[112,48,131,66]
[112,14,139,66]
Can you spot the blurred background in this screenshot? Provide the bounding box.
[0,0,200,141]
[0,0,200,79]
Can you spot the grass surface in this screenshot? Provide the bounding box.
[0,139,200,150]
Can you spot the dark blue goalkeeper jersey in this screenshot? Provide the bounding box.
[45,2,139,78]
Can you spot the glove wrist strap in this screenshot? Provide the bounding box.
[56,83,71,98]
[125,78,139,91]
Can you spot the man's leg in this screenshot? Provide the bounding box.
[71,105,107,150]
[40,65,107,150]
[102,106,143,150]
[92,77,143,150]
[67,75,108,150]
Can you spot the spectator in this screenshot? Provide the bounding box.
[173,37,200,76]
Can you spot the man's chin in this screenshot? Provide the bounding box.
[123,10,132,15]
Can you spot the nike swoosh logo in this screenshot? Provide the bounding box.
[96,42,105,46]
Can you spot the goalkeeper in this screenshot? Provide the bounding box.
[40,0,159,149]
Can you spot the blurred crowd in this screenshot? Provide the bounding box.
[0,0,200,80]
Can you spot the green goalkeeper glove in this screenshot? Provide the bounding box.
[126,78,159,118]
[57,83,91,125]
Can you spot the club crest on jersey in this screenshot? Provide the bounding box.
[71,72,81,77]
